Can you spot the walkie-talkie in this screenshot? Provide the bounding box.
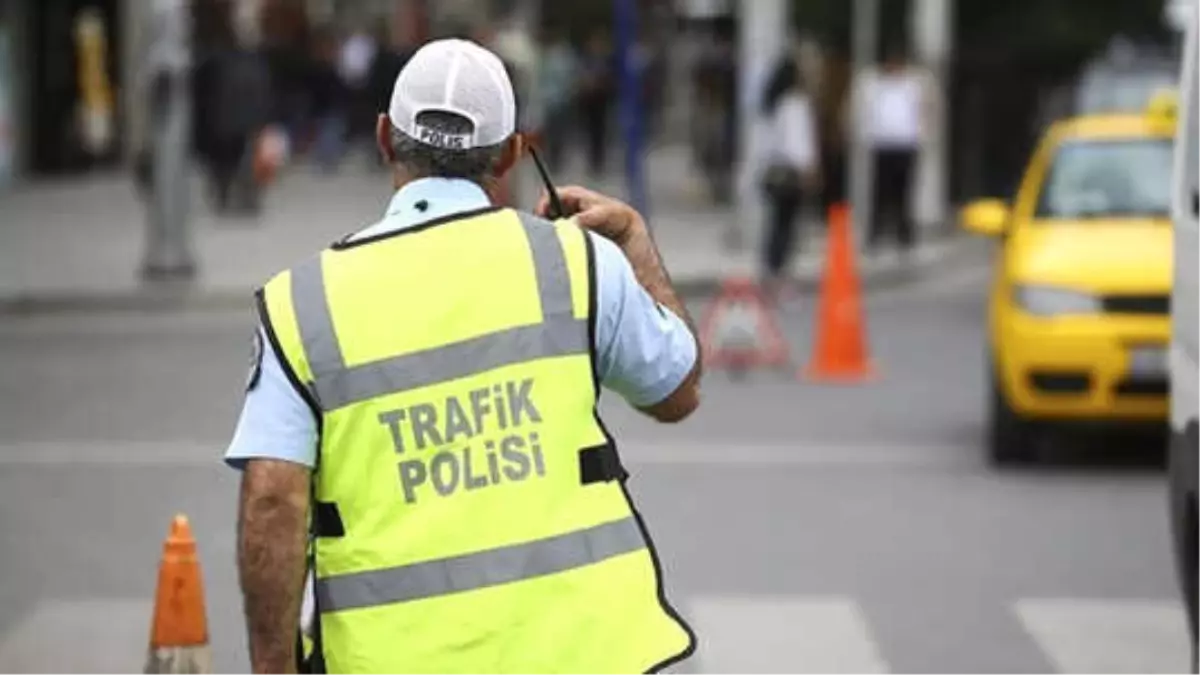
[528,145,565,220]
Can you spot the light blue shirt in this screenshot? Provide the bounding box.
[225,178,696,468]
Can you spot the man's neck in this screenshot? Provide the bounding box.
[392,172,495,203]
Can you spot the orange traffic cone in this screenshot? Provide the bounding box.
[802,203,875,382]
[145,514,211,674]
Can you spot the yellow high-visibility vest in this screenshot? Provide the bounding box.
[261,207,694,673]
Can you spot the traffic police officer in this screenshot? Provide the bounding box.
[226,38,702,673]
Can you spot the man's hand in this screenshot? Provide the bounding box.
[535,185,642,244]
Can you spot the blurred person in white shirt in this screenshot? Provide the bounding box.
[853,42,931,259]
[759,55,821,300]
[339,25,377,157]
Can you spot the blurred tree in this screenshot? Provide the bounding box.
[957,0,1170,67]
[789,0,1170,65]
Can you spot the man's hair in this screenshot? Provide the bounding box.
[389,111,506,184]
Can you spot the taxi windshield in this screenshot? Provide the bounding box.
[1036,138,1174,219]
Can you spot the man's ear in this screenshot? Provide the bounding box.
[493,133,526,178]
[376,114,395,164]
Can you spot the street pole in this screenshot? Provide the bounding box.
[615,0,649,217]
[140,0,196,282]
[734,0,787,251]
[911,0,952,237]
[848,0,879,243]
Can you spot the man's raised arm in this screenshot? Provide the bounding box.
[537,186,702,422]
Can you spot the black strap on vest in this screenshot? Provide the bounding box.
[313,501,345,538]
[578,443,627,484]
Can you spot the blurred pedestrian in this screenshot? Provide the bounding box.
[193,11,271,215]
[638,35,667,142]
[691,28,737,204]
[262,4,312,153]
[535,27,579,169]
[338,23,377,159]
[488,16,540,207]
[853,42,929,259]
[579,30,615,177]
[227,38,702,674]
[308,27,350,172]
[815,54,851,212]
[759,55,821,299]
[365,20,415,169]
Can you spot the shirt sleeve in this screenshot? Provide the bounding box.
[780,95,818,170]
[590,233,698,407]
[224,325,319,470]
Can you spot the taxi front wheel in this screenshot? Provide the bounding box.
[988,364,1039,465]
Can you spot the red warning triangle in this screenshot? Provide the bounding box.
[699,276,791,370]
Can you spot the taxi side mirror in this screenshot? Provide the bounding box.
[960,199,1010,237]
[1146,88,1179,123]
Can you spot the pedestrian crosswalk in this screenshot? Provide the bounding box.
[1013,598,1193,674]
[685,596,888,674]
[676,595,1191,674]
[0,593,1189,673]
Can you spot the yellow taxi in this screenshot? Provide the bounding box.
[961,94,1177,463]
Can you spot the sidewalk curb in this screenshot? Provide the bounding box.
[671,233,980,298]
[0,287,257,316]
[0,236,980,316]
[673,260,932,298]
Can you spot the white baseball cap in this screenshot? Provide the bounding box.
[388,39,517,150]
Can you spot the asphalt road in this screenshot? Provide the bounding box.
[0,248,1190,673]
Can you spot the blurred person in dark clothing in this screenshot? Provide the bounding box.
[261,6,313,153]
[579,30,615,178]
[815,55,850,211]
[366,22,415,169]
[759,55,820,299]
[309,27,350,172]
[193,18,272,215]
[691,30,737,203]
[536,28,579,169]
[641,40,667,143]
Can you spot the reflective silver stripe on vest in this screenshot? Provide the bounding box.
[315,318,587,410]
[315,516,645,613]
[290,211,586,411]
[517,212,573,318]
[291,255,346,376]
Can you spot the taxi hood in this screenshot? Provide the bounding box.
[1008,220,1172,293]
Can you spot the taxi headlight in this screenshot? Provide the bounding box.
[1014,285,1101,316]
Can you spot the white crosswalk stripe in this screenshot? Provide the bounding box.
[682,595,889,673]
[1013,597,1192,674]
[0,594,1190,673]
